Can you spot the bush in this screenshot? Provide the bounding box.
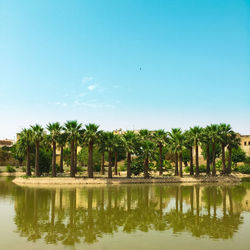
[22,166,26,172]
[77,166,83,172]
[244,157,250,164]
[216,160,222,171]
[94,164,101,172]
[184,165,207,173]
[119,165,126,171]
[235,164,250,174]
[6,166,16,173]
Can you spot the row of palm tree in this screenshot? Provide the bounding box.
[17,122,240,178]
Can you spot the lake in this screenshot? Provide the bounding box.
[0,177,250,250]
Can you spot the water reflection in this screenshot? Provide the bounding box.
[2,180,250,246]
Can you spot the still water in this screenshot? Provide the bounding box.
[0,177,250,250]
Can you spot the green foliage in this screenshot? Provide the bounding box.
[182,148,190,166]
[76,166,83,172]
[30,147,52,174]
[6,166,16,173]
[63,148,71,167]
[231,147,246,164]
[201,143,221,163]
[216,160,222,171]
[130,157,144,176]
[244,156,250,164]
[78,146,101,168]
[119,165,126,171]
[184,165,207,173]
[234,164,250,174]
[0,148,17,166]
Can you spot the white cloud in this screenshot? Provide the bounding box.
[88,85,96,91]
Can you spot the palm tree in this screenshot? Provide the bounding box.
[190,126,202,176]
[64,120,82,177]
[168,128,182,176]
[200,127,211,175]
[177,133,185,177]
[122,131,136,178]
[140,139,155,178]
[153,129,167,176]
[17,128,34,176]
[227,131,240,174]
[113,134,123,175]
[105,132,115,178]
[183,130,194,175]
[84,123,101,178]
[47,122,62,177]
[218,123,232,174]
[99,131,107,175]
[31,124,45,177]
[207,124,219,176]
[57,132,67,173]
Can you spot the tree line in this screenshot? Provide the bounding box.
[16,122,241,178]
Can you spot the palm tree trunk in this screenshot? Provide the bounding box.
[221,143,226,174]
[127,152,131,178]
[195,140,199,176]
[88,141,94,178]
[206,143,210,175]
[26,145,31,176]
[60,146,64,173]
[70,140,75,177]
[159,145,163,175]
[74,140,77,174]
[35,141,40,177]
[114,151,118,175]
[144,156,149,178]
[108,151,112,178]
[52,141,56,177]
[179,152,183,177]
[190,146,194,175]
[212,142,216,176]
[175,152,179,176]
[101,152,105,175]
[227,146,232,174]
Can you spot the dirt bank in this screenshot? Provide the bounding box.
[12,175,242,186]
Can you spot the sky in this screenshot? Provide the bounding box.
[0,0,249,139]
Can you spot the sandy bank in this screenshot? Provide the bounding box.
[12,175,242,186]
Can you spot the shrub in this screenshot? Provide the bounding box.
[94,164,101,172]
[184,165,207,173]
[76,166,83,172]
[244,157,250,164]
[235,164,250,174]
[22,166,26,172]
[6,166,16,173]
[216,160,222,171]
[119,165,126,171]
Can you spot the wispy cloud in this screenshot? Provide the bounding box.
[87,84,97,91]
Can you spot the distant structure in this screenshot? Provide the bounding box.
[0,139,14,148]
[239,134,250,157]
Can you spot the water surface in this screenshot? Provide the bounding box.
[0,177,250,250]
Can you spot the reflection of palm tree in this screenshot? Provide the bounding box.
[13,183,247,245]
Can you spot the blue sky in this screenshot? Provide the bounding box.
[0,0,249,139]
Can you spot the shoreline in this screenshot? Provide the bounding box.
[12,175,244,186]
